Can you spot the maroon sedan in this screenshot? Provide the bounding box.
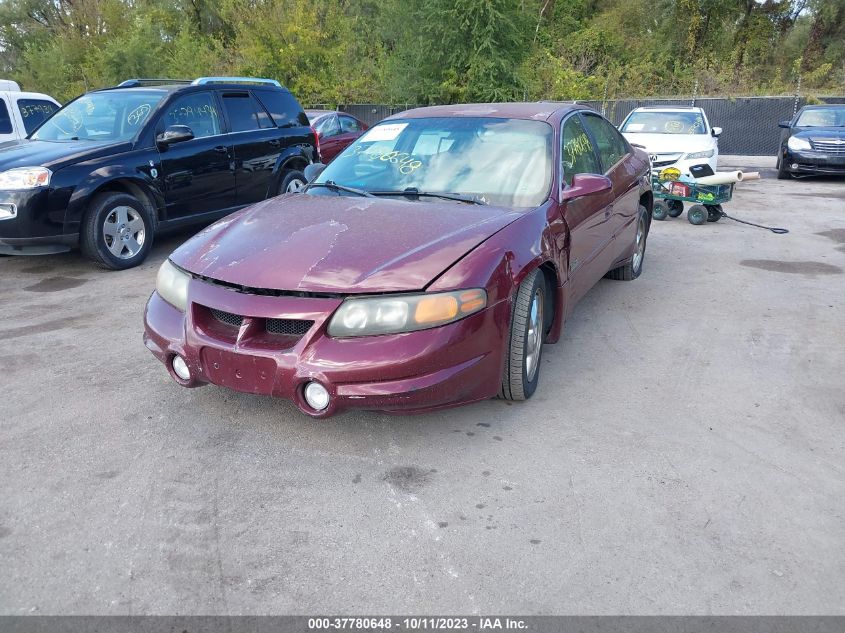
[306,110,368,163]
[144,103,651,417]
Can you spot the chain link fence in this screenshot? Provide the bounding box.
[311,96,845,156]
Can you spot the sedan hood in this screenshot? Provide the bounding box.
[793,127,845,141]
[621,133,715,154]
[171,193,523,294]
[0,139,131,171]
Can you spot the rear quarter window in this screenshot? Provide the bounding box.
[254,90,308,128]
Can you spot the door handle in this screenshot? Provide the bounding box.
[267,139,281,147]
[213,145,229,154]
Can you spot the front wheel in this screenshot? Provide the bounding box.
[687,204,709,225]
[606,205,648,281]
[81,192,154,270]
[776,154,791,180]
[498,269,546,401]
[652,200,669,221]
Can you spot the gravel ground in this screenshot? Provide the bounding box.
[1,160,843,615]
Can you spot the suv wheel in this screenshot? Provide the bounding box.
[279,170,307,194]
[81,192,154,270]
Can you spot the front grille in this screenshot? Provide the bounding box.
[210,308,244,327]
[811,139,845,156]
[266,318,313,336]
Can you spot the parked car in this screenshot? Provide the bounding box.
[619,106,721,176]
[0,77,318,268]
[777,104,845,179]
[306,110,368,163]
[144,103,652,418]
[0,80,61,144]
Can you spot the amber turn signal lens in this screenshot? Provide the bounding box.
[414,295,459,324]
[458,289,486,313]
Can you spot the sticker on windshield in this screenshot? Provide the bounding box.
[361,123,408,142]
[625,123,645,131]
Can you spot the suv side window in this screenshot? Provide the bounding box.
[222,92,267,133]
[253,90,306,127]
[561,115,601,186]
[162,92,221,139]
[0,99,12,134]
[339,115,361,133]
[18,99,59,135]
[581,113,628,171]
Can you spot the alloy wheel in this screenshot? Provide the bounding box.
[103,205,145,259]
[525,289,544,382]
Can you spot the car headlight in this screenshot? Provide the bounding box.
[156,259,191,311]
[787,136,812,151]
[328,289,487,337]
[685,149,714,159]
[0,167,51,190]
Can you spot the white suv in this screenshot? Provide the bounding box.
[619,106,721,177]
[0,80,61,144]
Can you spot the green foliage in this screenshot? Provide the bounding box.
[0,0,841,104]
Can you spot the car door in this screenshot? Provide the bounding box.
[219,90,279,204]
[559,113,615,301]
[315,114,345,163]
[580,112,640,261]
[156,90,236,221]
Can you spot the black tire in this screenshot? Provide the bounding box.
[606,205,649,281]
[81,192,154,270]
[278,170,307,195]
[706,204,723,222]
[776,154,791,180]
[667,200,684,217]
[687,204,708,225]
[498,269,546,401]
[652,200,670,221]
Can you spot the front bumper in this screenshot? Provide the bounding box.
[651,155,718,178]
[782,149,845,175]
[143,279,509,417]
[0,188,73,254]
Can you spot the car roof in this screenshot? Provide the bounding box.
[800,104,844,109]
[305,110,336,117]
[386,102,585,122]
[632,106,703,111]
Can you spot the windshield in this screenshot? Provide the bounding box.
[32,90,165,142]
[313,117,554,207]
[796,107,845,127]
[621,111,707,134]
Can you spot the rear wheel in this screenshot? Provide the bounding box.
[498,269,546,401]
[706,204,723,222]
[667,200,684,217]
[606,205,648,281]
[279,170,307,195]
[81,192,153,270]
[652,200,669,221]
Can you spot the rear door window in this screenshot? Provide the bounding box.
[18,99,59,134]
[0,99,12,134]
[339,115,361,134]
[221,92,265,133]
[316,114,341,138]
[581,113,629,172]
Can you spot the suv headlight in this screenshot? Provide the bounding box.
[156,259,191,311]
[0,167,51,190]
[787,136,811,151]
[685,149,714,159]
[328,289,487,337]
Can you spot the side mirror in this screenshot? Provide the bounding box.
[778,120,791,129]
[304,162,327,182]
[711,126,722,137]
[562,173,612,201]
[156,125,194,147]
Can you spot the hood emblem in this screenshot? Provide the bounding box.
[650,154,659,162]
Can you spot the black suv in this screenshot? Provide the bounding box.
[0,77,318,269]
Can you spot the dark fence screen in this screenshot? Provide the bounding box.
[316,96,845,156]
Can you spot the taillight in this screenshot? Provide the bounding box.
[310,126,321,162]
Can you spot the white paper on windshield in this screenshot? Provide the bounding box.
[625,123,645,131]
[362,123,408,142]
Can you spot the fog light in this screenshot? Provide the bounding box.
[172,355,191,381]
[304,381,330,411]
[791,163,799,170]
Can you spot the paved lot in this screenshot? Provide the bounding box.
[1,160,844,615]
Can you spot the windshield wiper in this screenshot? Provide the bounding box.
[370,188,486,205]
[303,181,375,198]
